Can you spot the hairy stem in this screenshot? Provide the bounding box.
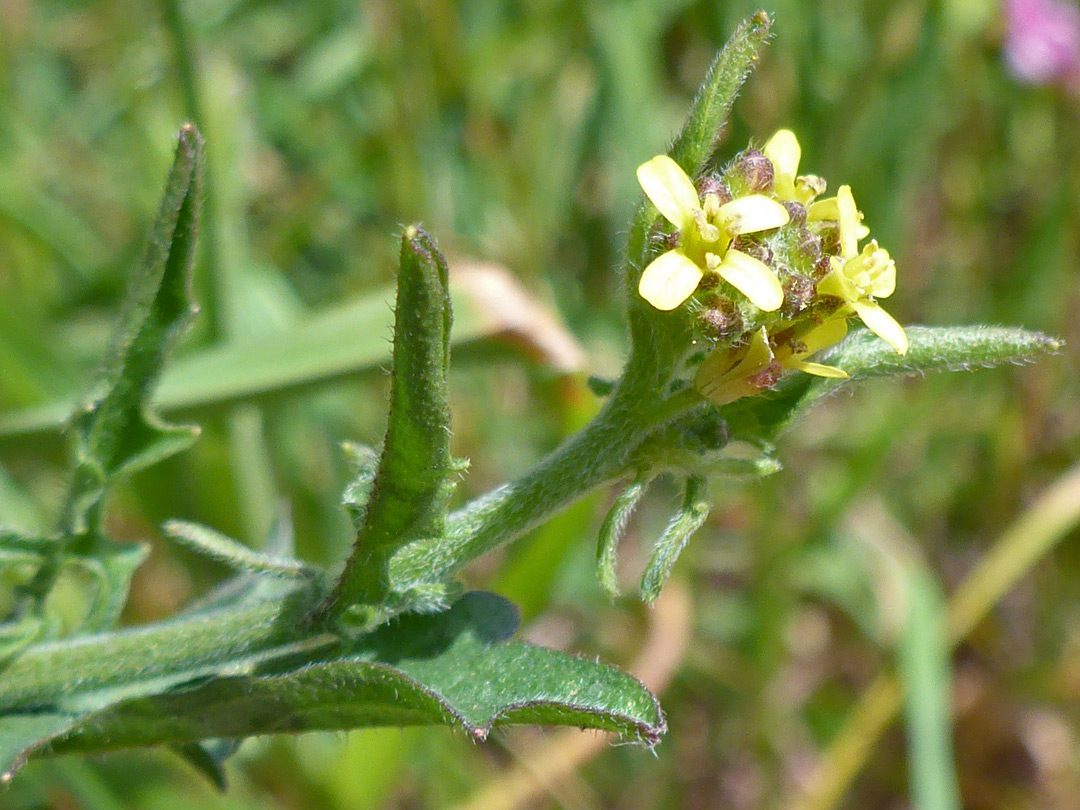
[389,376,701,588]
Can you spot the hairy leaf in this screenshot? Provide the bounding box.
[0,593,664,781]
[822,325,1062,380]
[640,477,710,604]
[163,520,313,579]
[668,10,772,176]
[596,478,650,599]
[0,715,79,785]
[722,325,1062,441]
[327,227,464,624]
[64,124,203,535]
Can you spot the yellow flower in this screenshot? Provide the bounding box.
[636,155,790,312]
[694,327,779,404]
[762,129,827,206]
[772,318,850,379]
[814,185,908,355]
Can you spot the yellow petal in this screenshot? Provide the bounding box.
[852,300,908,355]
[801,317,849,354]
[870,260,896,299]
[716,194,790,236]
[816,264,858,304]
[636,155,700,230]
[790,360,850,379]
[715,248,784,312]
[735,326,775,375]
[795,174,827,205]
[638,250,704,311]
[695,327,775,404]
[836,185,859,259]
[763,129,800,199]
[807,196,838,221]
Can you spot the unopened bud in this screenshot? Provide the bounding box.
[781,200,807,225]
[728,149,774,194]
[729,236,773,265]
[697,272,722,290]
[813,254,832,280]
[660,230,681,250]
[697,173,732,205]
[697,295,743,339]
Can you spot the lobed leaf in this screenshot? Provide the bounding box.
[64,124,204,534]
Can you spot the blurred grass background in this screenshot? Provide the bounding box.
[1,0,1079,807]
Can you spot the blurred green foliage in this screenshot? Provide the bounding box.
[0,0,1078,807]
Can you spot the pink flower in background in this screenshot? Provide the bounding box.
[1004,0,1080,85]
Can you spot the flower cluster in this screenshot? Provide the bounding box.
[636,129,908,405]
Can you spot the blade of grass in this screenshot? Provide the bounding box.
[0,266,581,442]
[848,502,961,810]
[900,568,960,810]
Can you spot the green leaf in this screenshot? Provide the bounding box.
[63,124,204,534]
[822,325,1062,381]
[70,542,151,632]
[163,520,313,579]
[169,739,242,792]
[722,325,1062,442]
[667,10,772,176]
[2,593,663,781]
[640,476,710,604]
[327,226,464,624]
[596,478,650,599]
[0,714,79,785]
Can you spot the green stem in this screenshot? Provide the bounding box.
[390,377,701,587]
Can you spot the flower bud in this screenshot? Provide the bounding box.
[727,149,774,194]
[781,200,807,225]
[729,236,773,266]
[697,173,733,205]
[696,295,743,340]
